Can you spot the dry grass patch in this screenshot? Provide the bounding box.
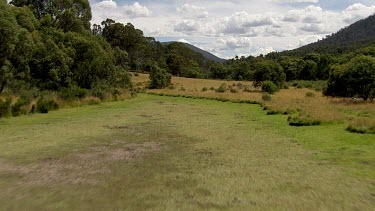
[0,141,162,187]
[133,73,375,129]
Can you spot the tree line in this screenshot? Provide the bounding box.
[1,0,374,104]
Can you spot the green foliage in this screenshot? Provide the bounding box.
[215,84,227,93]
[305,92,316,98]
[262,93,272,101]
[289,80,327,91]
[288,116,321,126]
[261,81,278,94]
[11,98,29,116]
[252,59,286,87]
[36,96,59,113]
[149,65,172,89]
[60,86,88,100]
[325,55,375,101]
[0,97,12,118]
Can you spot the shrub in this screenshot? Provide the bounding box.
[60,86,88,100]
[288,116,321,126]
[262,81,278,94]
[236,82,244,89]
[210,87,215,91]
[11,98,29,117]
[0,98,12,118]
[202,87,208,92]
[149,66,172,89]
[230,88,238,93]
[215,84,227,93]
[37,97,59,114]
[262,93,272,101]
[305,92,315,97]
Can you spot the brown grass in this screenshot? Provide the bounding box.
[133,73,375,125]
[0,141,162,187]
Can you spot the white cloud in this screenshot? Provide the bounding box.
[272,0,319,3]
[218,37,252,49]
[92,0,117,10]
[89,1,375,57]
[123,2,151,18]
[252,46,276,56]
[299,35,323,46]
[177,39,190,44]
[342,3,375,24]
[177,4,208,19]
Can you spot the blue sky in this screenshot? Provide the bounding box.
[89,0,375,58]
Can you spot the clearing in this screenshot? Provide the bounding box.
[0,94,374,210]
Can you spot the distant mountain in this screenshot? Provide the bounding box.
[163,42,225,63]
[279,14,375,56]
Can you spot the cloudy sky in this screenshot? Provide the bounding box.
[89,0,375,59]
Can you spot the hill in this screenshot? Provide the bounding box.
[163,42,225,63]
[280,14,375,56]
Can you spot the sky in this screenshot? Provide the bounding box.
[89,0,375,59]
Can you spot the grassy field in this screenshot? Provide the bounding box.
[133,73,375,132]
[0,94,374,210]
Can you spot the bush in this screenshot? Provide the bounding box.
[289,80,327,91]
[201,87,208,92]
[288,116,321,126]
[215,84,227,93]
[37,97,59,114]
[60,86,88,100]
[305,92,315,97]
[262,81,278,94]
[0,98,12,118]
[149,66,172,89]
[262,93,272,101]
[11,98,29,117]
[230,88,238,93]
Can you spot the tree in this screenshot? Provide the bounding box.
[325,55,375,101]
[232,61,251,81]
[252,59,286,87]
[0,0,19,93]
[279,56,300,81]
[10,0,92,32]
[210,63,228,79]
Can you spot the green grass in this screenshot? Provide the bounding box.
[0,94,374,210]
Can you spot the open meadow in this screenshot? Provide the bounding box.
[0,93,374,210]
[134,73,375,133]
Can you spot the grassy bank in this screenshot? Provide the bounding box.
[0,94,373,210]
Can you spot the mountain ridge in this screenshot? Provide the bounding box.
[163,41,225,63]
[277,14,375,56]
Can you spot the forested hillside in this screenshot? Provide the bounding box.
[163,42,225,63]
[280,14,375,56]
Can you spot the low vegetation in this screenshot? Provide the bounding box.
[134,73,375,133]
[0,94,373,209]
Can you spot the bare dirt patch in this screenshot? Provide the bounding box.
[0,142,163,187]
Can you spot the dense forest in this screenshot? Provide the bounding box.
[1,0,375,118]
